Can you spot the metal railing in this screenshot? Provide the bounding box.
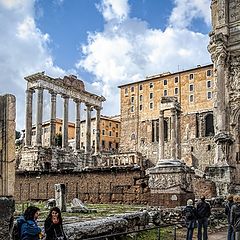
[80,224,177,240]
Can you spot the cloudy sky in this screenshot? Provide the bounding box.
[0,0,212,131]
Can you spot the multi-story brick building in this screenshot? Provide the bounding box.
[29,116,120,152]
[119,64,215,171]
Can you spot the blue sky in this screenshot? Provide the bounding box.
[0,0,212,130]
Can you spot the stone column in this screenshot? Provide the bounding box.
[170,108,177,159]
[50,91,57,146]
[25,89,34,146]
[158,110,165,161]
[54,184,66,212]
[62,95,69,148]
[35,88,43,146]
[75,100,81,151]
[95,107,101,154]
[85,104,92,154]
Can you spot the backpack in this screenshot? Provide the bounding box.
[12,221,21,240]
[185,208,195,220]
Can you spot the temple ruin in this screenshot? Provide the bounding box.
[19,72,105,171]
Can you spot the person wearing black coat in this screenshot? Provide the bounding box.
[196,196,211,240]
[183,199,197,240]
[225,194,235,240]
[44,207,67,240]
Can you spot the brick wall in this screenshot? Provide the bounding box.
[14,168,150,204]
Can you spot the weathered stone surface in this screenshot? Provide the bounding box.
[0,94,16,196]
[0,197,15,240]
[64,217,128,240]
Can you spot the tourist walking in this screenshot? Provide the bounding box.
[225,194,235,240]
[44,207,67,240]
[183,199,197,240]
[196,195,211,240]
[17,206,42,240]
[231,195,240,240]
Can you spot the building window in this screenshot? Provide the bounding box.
[131,133,135,140]
[131,96,134,103]
[139,95,143,101]
[206,69,212,77]
[131,86,134,92]
[59,126,62,132]
[124,88,128,95]
[205,114,214,136]
[149,102,153,109]
[189,84,194,92]
[164,89,168,96]
[149,92,153,99]
[175,76,179,83]
[189,73,194,80]
[149,82,154,88]
[131,106,134,112]
[116,132,118,137]
[164,79,168,85]
[102,129,105,135]
[139,104,143,111]
[109,122,112,127]
[207,80,212,88]
[139,84,143,91]
[116,124,118,128]
[174,87,178,95]
[109,131,112,136]
[207,91,212,100]
[102,140,105,148]
[189,94,194,102]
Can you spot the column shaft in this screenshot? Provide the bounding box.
[95,107,101,154]
[36,88,43,146]
[50,92,57,146]
[158,110,164,161]
[170,108,177,159]
[85,104,92,154]
[25,89,34,146]
[62,96,69,148]
[75,101,81,151]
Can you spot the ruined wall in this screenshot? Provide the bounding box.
[14,168,150,204]
[14,168,217,206]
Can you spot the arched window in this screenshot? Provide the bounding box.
[205,114,214,136]
[164,120,168,141]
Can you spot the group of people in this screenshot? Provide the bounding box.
[225,194,240,240]
[183,194,240,240]
[15,206,67,240]
[183,196,211,240]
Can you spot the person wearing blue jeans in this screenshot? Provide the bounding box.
[225,194,235,240]
[196,196,211,240]
[183,199,197,240]
[197,217,209,240]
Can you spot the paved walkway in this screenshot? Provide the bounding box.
[209,230,227,240]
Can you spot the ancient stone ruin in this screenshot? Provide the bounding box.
[0,94,16,240]
[207,0,240,195]
[19,72,105,171]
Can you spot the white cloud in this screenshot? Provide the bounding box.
[0,1,65,130]
[76,0,211,117]
[96,0,129,22]
[169,0,211,28]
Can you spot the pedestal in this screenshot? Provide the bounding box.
[146,159,194,207]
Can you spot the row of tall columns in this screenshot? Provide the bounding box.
[158,108,179,161]
[24,88,102,155]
